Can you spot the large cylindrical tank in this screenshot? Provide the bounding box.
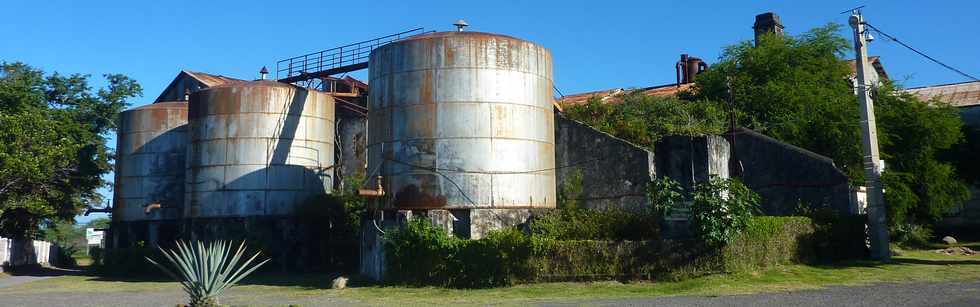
[367,31,556,209]
[113,101,188,222]
[186,81,335,218]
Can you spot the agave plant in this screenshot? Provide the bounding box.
[146,240,269,307]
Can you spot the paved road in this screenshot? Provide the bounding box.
[1,273,977,306]
[548,281,980,307]
[0,266,81,289]
[0,274,53,289]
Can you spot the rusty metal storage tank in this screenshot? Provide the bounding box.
[185,80,335,218]
[112,101,188,246]
[367,31,556,210]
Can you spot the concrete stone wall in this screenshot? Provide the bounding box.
[959,105,980,127]
[554,113,732,212]
[728,128,852,215]
[554,114,656,211]
[654,135,731,191]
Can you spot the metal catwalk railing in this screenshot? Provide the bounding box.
[276,28,429,83]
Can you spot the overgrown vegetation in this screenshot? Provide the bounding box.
[384,212,859,288]
[384,176,857,288]
[292,172,367,272]
[385,219,532,288]
[563,93,727,149]
[691,25,972,238]
[41,219,86,266]
[689,176,760,247]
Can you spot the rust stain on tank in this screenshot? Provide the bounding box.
[492,104,512,138]
[444,37,455,67]
[420,69,433,104]
[393,184,448,208]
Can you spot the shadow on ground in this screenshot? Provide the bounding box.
[85,267,368,290]
[5,265,85,277]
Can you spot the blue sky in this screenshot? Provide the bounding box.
[1,0,977,224]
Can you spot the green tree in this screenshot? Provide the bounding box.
[693,24,864,178]
[874,84,969,225]
[0,62,141,239]
[86,217,111,229]
[692,25,970,228]
[42,219,85,254]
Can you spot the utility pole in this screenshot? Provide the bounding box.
[849,10,890,260]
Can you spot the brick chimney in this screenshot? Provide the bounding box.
[753,12,784,46]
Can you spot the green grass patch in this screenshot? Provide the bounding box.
[0,248,977,306]
[344,250,980,305]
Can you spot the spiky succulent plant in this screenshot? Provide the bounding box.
[147,240,269,307]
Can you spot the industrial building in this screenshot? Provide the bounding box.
[108,14,868,277]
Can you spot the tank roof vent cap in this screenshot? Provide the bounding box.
[453,19,468,32]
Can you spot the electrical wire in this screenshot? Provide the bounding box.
[864,22,980,81]
[553,85,566,99]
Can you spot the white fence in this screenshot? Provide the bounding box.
[0,237,58,270]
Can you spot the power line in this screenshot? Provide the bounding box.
[863,22,980,81]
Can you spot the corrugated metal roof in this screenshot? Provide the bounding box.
[153,70,245,103]
[557,83,694,108]
[182,70,245,87]
[905,80,980,107]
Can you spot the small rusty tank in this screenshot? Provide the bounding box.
[185,80,335,218]
[113,101,189,222]
[367,31,556,210]
[111,101,188,247]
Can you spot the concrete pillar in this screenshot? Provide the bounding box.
[469,209,531,240]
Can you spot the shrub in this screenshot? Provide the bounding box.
[529,208,659,241]
[99,247,162,276]
[893,223,934,249]
[648,177,685,217]
[384,215,839,288]
[722,216,815,271]
[384,218,458,285]
[89,246,104,266]
[690,176,760,246]
[451,228,531,287]
[795,205,868,261]
[384,219,532,288]
[293,177,366,272]
[557,169,584,210]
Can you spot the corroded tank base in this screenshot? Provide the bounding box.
[109,220,181,249]
[109,216,357,272]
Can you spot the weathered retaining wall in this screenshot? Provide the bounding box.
[728,128,852,215]
[654,135,731,191]
[554,113,656,211]
[554,113,730,211]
